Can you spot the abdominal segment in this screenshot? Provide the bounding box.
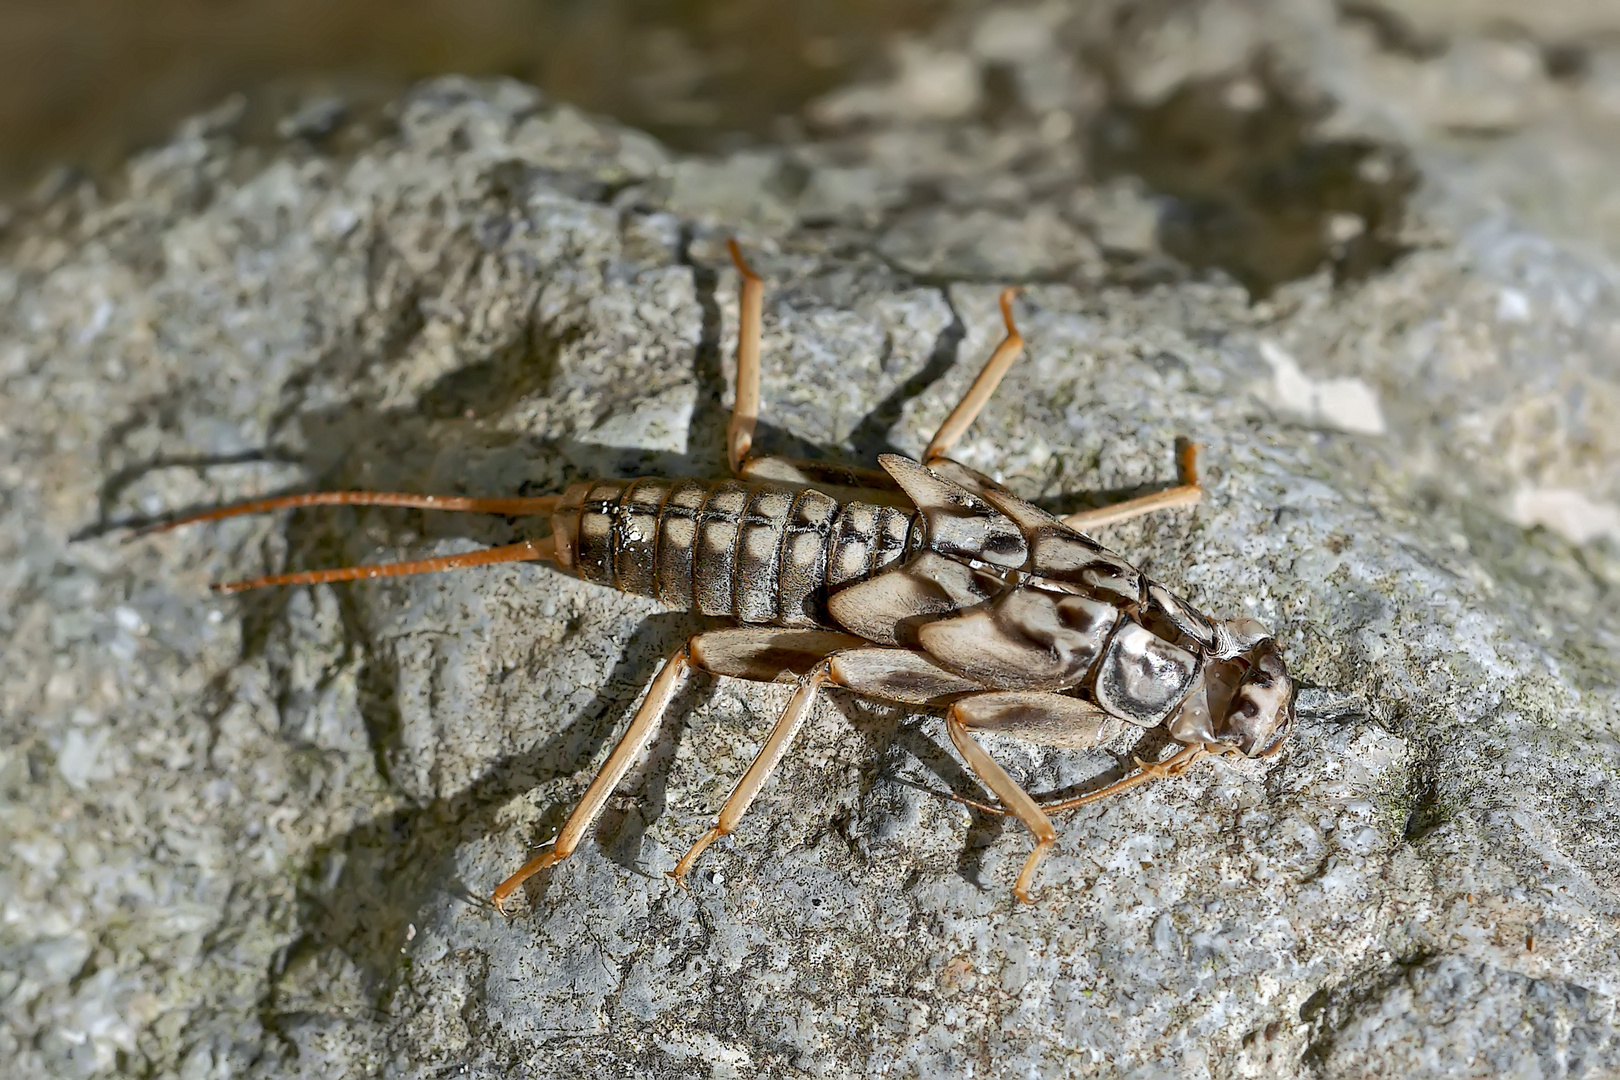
[564,477,917,627]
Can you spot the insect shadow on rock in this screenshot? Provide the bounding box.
[137,241,1296,913]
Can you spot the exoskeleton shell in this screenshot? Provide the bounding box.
[828,456,1228,734]
[916,586,1118,692]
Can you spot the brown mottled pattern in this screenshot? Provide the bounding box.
[1143,582,1216,648]
[613,478,673,597]
[574,479,630,587]
[1028,530,1141,605]
[569,477,916,627]
[692,480,750,617]
[734,486,795,624]
[777,489,839,627]
[653,480,708,609]
[871,505,913,573]
[828,648,983,705]
[825,550,1001,646]
[825,503,877,589]
[918,588,1117,692]
[824,501,915,600]
[1093,619,1202,726]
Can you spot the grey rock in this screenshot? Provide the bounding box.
[1303,955,1620,1079]
[3,5,1620,1078]
[276,97,349,144]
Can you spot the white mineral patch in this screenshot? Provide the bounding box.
[971,7,1063,62]
[56,727,108,791]
[582,382,696,454]
[809,40,980,125]
[1510,486,1620,544]
[1497,287,1532,322]
[1257,338,1388,435]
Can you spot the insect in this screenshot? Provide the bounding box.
[139,241,1294,913]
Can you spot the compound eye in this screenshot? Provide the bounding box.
[1217,640,1293,756]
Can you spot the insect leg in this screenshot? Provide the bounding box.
[941,691,1123,901]
[930,743,1212,819]
[738,455,901,494]
[492,644,694,914]
[1029,743,1209,814]
[923,287,1024,463]
[1062,441,1203,531]
[722,242,905,495]
[944,702,1056,903]
[212,536,556,594]
[687,627,865,682]
[668,659,831,886]
[726,239,763,474]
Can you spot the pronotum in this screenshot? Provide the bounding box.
[139,241,1295,913]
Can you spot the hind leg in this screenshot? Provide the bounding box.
[491,643,694,914]
[492,627,863,913]
[726,239,764,475]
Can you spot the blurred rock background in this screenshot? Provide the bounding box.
[0,0,940,198]
[5,0,1620,272]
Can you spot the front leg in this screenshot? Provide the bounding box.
[1030,742,1209,814]
[942,692,1123,902]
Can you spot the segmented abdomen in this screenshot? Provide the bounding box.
[555,477,916,627]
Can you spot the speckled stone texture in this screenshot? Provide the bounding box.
[3,3,1620,1078]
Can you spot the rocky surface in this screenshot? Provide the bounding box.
[3,3,1619,1077]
